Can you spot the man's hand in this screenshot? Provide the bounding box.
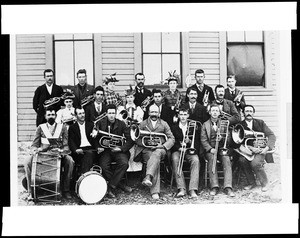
[249,146,262,154]
[97,147,105,154]
[76,149,84,154]
[259,146,269,155]
[151,145,165,150]
[90,129,98,138]
[111,147,122,153]
[184,138,191,144]
[210,148,217,154]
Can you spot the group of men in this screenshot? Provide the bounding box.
[23,68,276,202]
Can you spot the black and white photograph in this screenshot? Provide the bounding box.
[2,2,298,236]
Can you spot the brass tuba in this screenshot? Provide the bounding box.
[130,124,168,148]
[98,126,126,149]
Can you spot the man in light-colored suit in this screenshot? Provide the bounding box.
[134,104,175,200]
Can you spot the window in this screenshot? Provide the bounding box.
[227,31,265,87]
[54,34,94,86]
[142,32,182,86]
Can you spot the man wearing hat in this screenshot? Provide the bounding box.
[33,69,64,126]
[85,85,107,123]
[55,92,76,128]
[133,73,152,107]
[73,69,94,108]
[104,73,123,108]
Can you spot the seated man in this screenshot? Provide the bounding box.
[93,104,134,198]
[236,105,276,192]
[68,108,97,177]
[171,107,199,198]
[201,103,235,197]
[134,104,175,200]
[23,107,74,200]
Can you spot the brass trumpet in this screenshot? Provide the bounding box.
[140,96,154,111]
[130,124,167,148]
[81,95,95,107]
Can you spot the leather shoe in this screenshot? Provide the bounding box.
[244,184,256,190]
[118,183,133,193]
[261,184,270,192]
[176,189,186,198]
[142,174,152,187]
[106,188,116,199]
[225,188,235,197]
[62,191,72,199]
[189,190,198,199]
[151,193,159,200]
[209,187,218,196]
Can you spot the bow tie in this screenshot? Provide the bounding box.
[216,100,223,105]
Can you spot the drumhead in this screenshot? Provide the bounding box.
[76,172,107,204]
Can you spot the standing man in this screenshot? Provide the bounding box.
[213,85,241,126]
[144,89,174,126]
[84,86,107,123]
[237,105,276,192]
[185,69,215,106]
[171,107,199,198]
[33,69,64,126]
[201,103,235,197]
[224,75,246,113]
[134,104,175,200]
[133,73,152,107]
[68,108,97,177]
[73,69,94,108]
[94,104,134,198]
[23,107,74,200]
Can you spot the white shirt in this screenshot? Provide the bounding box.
[55,107,75,124]
[150,119,157,129]
[78,122,91,147]
[94,102,102,113]
[245,120,253,130]
[189,102,196,110]
[179,122,188,136]
[46,83,53,95]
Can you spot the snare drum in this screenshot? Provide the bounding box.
[31,152,61,203]
[75,165,107,204]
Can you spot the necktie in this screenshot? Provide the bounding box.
[213,122,218,131]
[191,105,195,114]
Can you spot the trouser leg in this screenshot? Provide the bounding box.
[206,153,219,188]
[61,155,74,192]
[251,154,268,187]
[186,154,200,191]
[81,150,95,174]
[98,150,113,182]
[238,155,256,186]
[171,151,186,190]
[221,155,233,189]
[23,155,33,193]
[109,152,129,187]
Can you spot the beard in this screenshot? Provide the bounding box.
[137,82,144,88]
[47,118,55,125]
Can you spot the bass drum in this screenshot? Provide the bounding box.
[75,166,107,204]
[31,152,61,203]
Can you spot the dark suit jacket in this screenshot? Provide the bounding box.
[95,118,134,153]
[133,86,152,107]
[72,83,94,108]
[68,121,97,154]
[33,83,64,126]
[144,103,174,126]
[185,84,215,105]
[213,99,241,126]
[239,119,276,163]
[84,102,107,123]
[224,88,246,111]
[182,102,210,124]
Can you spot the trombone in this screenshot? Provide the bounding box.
[177,119,202,176]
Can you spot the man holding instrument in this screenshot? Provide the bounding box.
[170,107,199,198]
[133,104,175,200]
[93,104,134,198]
[23,107,74,200]
[68,108,98,178]
[237,105,276,192]
[201,103,235,197]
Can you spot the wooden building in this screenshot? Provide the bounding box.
[15,31,280,142]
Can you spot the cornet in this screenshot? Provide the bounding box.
[81,95,95,107]
[202,90,210,106]
[140,96,154,111]
[44,92,70,108]
[130,124,167,148]
[233,91,244,105]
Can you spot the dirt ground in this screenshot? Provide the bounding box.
[17,142,282,206]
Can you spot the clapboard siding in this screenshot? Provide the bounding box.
[16,34,47,141]
[101,33,136,95]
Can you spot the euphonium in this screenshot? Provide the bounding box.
[98,127,126,149]
[130,124,167,148]
[81,95,95,107]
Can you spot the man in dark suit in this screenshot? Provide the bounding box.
[224,75,246,112]
[185,69,215,106]
[68,108,97,177]
[144,89,174,126]
[72,69,94,108]
[84,85,107,123]
[94,104,134,198]
[33,69,64,126]
[213,84,241,126]
[133,73,152,107]
[236,105,276,192]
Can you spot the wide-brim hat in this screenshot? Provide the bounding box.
[104,72,119,84]
[61,92,75,101]
[125,85,135,96]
